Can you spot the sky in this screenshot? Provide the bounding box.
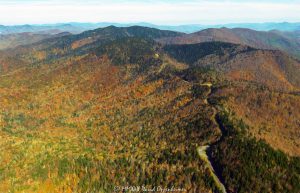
[0,0,299,25]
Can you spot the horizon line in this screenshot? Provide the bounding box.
[1,21,300,27]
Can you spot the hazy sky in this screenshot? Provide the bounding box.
[0,0,299,25]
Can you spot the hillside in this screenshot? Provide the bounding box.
[0,38,220,193]
[164,41,300,156]
[0,26,299,193]
[212,82,300,156]
[159,28,300,59]
[164,42,300,91]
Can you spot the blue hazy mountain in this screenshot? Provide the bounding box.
[0,22,299,34]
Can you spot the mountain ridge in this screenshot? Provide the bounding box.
[159,27,300,59]
[164,41,300,91]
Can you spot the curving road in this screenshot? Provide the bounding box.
[197,83,227,193]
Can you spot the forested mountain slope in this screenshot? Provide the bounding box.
[0,26,299,193]
[159,27,300,59]
[164,42,300,91]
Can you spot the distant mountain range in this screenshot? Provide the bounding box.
[0,22,300,34]
[0,32,71,50]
